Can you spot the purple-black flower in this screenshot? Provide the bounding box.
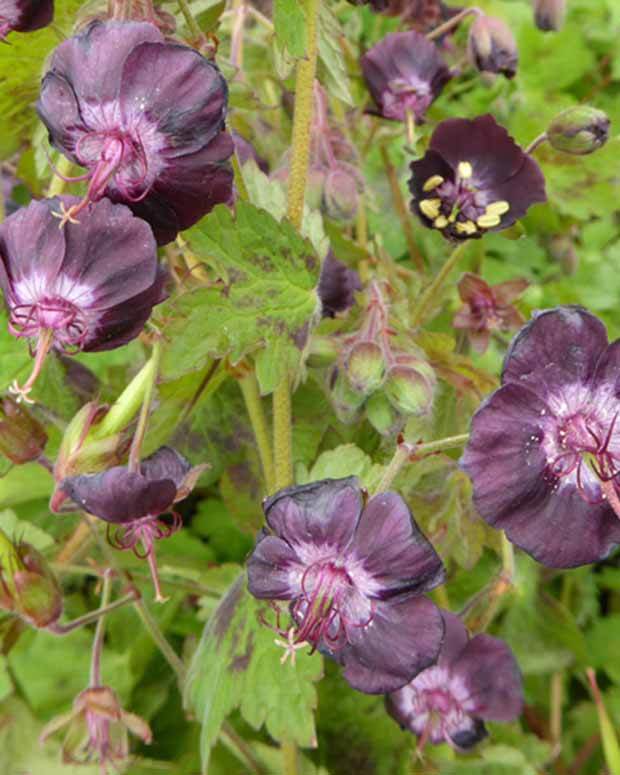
[318,251,361,318]
[361,31,452,123]
[0,196,165,402]
[408,115,546,241]
[0,0,53,37]
[57,446,206,600]
[461,306,620,568]
[247,477,446,694]
[387,610,522,750]
[37,20,233,245]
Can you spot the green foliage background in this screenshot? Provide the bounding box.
[0,0,619,774]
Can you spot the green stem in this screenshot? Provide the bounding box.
[374,433,469,494]
[411,242,469,327]
[587,668,620,775]
[221,723,265,774]
[133,598,187,688]
[525,132,549,155]
[177,0,202,39]
[282,739,299,775]
[48,591,137,636]
[128,340,161,473]
[90,571,111,685]
[239,371,276,492]
[273,0,321,496]
[426,6,478,40]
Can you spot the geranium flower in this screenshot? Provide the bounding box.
[453,273,528,354]
[40,686,152,771]
[0,0,53,37]
[461,306,620,568]
[408,115,546,241]
[361,31,452,122]
[318,251,361,318]
[37,20,233,245]
[247,477,446,694]
[387,610,522,750]
[468,15,518,79]
[0,197,165,402]
[57,447,207,601]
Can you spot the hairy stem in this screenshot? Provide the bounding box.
[177,0,202,39]
[282,739,299,775]
[411,242,468,327]
[426,6,479,41]
[128,339,161,473]
[90,571,111,686]
[48,590,137,637]
[239,370,276,492]
[525,132,549,155]
[379,144,425,273]
[133,597,187,687]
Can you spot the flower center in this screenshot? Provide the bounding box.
[9,296,86,347]
[418,161,510,237]
[385,77,432,121]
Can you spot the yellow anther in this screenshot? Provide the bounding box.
[477,213,502,229]
[422,175,444,192]
[419,198,442,219]
[456,220,478,235]
[457,161,473,179]
[485,200,510,216]
[433,215,448,229]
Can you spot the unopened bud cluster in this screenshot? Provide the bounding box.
[329,283,436,435]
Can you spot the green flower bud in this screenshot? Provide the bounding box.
[548,106,610,155]
[0,528,62,628]
[365,392,403,437]
[0,396,47,465]
[384,355,436,417]
[533,0,566,31]
[329,367,366,424]
[344,341,386,395]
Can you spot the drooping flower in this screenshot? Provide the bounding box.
[318,251,361,318]
[461,306,620,568]
[468,15,518,79]
[247,477,446,694]
[408,115,546,241]
[361,31,452,123]
[0,197,165,402]
[57,447,207,601]
[453,273,528,354]
[0,0,53,38]
[386,610,522,750]
[37,20,234,245]
[533,0,566,31]
[40,685,152,771]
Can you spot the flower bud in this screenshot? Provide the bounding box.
[533,0,566,31]
[0,396,47,464]
[547,106,610,155]
[468,15,518,79]
[365,392,403,436]
[344,341,386,394]
[306,166,327,211]
[323,164,363,222]
[0,529,62,628]
[329,367,366,424]
[384,355,436,417]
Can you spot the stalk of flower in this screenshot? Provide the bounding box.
[40,571,152,772]
[408,114,546,242]
[461,305,620,568]
[0,0,53,38]
[247,476,446,694]
[37,20,234,245]
[386,609,523,751]
[0,197,166,403]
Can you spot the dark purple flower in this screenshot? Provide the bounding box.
[408,115,546,241]
[58,446,206,601]
[37,20,233,245]
[0,196,165,402]
[387,610,522,750]
[461,306,620,568]
[318,251,361,318]
[361,31,451,123]
[0,0,53,37]
[247,477,446,693]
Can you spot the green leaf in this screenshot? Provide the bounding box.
[160,203,321,394]
[274,0,307,58]
[186,574,322,771]
[300,443,383,490]
[318,3,354,106]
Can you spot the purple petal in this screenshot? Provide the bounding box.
[352,492,445,597]
[318,252,361,318]
[37,73,84,156]
[454,634,523,722]
[341,595,444,694]
[11,0,53,32]
[437,609,469,665]
[484,155,546,229]
[502,306,609,396]
[247,533,304,600]
[60,467,177,523]
[264,477,363,555]
[140,446,192,489]
[120,41,228,154]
